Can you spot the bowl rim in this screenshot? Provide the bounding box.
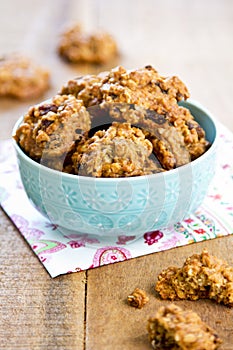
[12,99,218,183]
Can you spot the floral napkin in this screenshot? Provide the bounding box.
[0,123,232,277]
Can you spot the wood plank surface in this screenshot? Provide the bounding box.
[0,0,233,349]
[86,237,233,349]
[0,210,86,350]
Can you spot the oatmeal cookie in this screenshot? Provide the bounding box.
[0,54,50,99]
[155,249,233,306]
[72,122,163,177]
[89,103,190,170]
[147,304,222,349]
[60,65,209,160]
[58,24,118,64]
[14,94,91,170]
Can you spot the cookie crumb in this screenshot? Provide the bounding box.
[127,288,149,309]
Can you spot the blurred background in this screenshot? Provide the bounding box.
[0,0,233,140]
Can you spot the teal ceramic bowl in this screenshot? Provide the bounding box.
[12,100,217,242]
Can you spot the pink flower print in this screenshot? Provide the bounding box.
[39,254,51,263]
[226,206,233,211]
[110,255,117,261]
[116,235,136,245]
[66,234,100,248]
[222,164,230,170]
[194,228,206,234]
[144,230,163,245]
[184,218,194,224]
[92,246,131,267]
[68,240,85,248]
[208,194,222,201]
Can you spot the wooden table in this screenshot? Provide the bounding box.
[0,1,233,349]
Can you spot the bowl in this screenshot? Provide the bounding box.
[12,100,217,243]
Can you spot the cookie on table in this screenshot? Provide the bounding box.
[155,248,233,306]
[0,54,50,99]
[57,24,118,64]
[147,304,222,349]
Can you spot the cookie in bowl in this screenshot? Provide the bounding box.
[12,66,217,241]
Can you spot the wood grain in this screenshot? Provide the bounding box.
[0,210,86,350]
[0,0,233,349]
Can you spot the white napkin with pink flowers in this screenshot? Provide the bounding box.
[0,123,232,277]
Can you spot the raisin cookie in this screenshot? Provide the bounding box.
[60,65,209,160]
[0,54,50,99]
[155,249,233,306]
[58,24,118,64]
[148,304,222,349]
